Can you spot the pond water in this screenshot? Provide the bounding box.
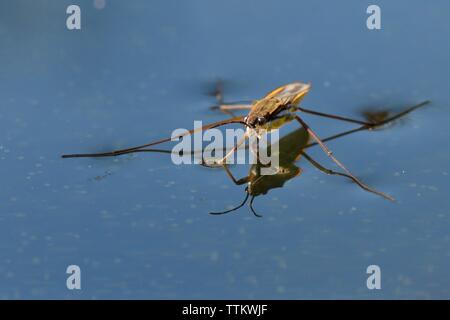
[0,0,449,299]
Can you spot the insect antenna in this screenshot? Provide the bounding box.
[209,188,250,215]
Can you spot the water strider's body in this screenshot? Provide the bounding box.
[245,82,310,129]
[62,81,430,205]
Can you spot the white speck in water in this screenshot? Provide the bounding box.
[210,251,219,262]
[278,259,287,269]
[397,275,413,286]
[94,0,106,10]
[276,286,286,294]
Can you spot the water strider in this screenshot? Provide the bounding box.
[62,82,430,202]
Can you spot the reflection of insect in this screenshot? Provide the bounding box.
[62,82,430,201]
[211,127,309,217]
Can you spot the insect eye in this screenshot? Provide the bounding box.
[257,117,266,125]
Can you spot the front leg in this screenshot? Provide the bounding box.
[210,102,253,118]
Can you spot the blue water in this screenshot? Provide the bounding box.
[1,0,449,299]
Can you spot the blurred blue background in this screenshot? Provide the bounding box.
[0,0,449,299]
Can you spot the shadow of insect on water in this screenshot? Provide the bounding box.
[90,170,113,182]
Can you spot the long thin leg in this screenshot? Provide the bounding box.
[210,103,252,118]
[61,116,246,158]
[217,131,249,165]
[303,100,431,149]
[294,114,394,201]
[221,163,250,185]
[296,100,430,126]
[302,151,386,197]
[296,106,373,125]
[216,103,252,111]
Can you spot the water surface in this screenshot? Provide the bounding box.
[0,0,449,299]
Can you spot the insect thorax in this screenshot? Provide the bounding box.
[247,98,286,126]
